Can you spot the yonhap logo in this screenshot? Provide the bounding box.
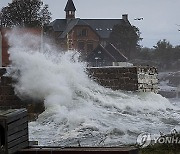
[137,133,151,148]
[154,135,180,144]
[137,131,180,148]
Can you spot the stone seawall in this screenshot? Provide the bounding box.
[87,67,138,91]
[0,66,158,118]
[87,66,158,93]
[0,68,44,120]
[0,68,20,108]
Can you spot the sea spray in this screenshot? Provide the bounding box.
[6,31,180,146]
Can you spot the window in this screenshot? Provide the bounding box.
[87,43,93,52]
[68,11,74,15]
[77,29,88,37]
[78,42,85,51]
[101,41,107,47]
[95,28,102,31]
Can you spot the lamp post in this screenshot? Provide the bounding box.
[40,24,44,52]
[177,84,180,99]
[95,57,99,67]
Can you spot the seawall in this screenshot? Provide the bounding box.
[0,66,159,118]
[87,66,158,93]
[0,68,44,120]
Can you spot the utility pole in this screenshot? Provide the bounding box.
[0,30,2,67]
[40,25,44,52]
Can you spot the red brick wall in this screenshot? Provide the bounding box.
[1,28,42,67]
[73,25,100,53]
[0,68,44,120]
[1,29,9,66]
[59,25,100,52]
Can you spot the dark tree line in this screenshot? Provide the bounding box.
[109,24,142,59]
[0,0,51,28]
[108,24,180,70]
[134,39,180,70]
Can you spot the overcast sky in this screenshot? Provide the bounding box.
[1,0,180,48]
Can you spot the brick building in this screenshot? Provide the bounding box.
[0,0,132,67]
[47,0,131,59]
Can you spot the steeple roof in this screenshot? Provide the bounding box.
[64,0,76,11]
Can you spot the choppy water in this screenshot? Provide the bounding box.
[6,30,180,147]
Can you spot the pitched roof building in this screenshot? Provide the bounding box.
[86,43,128,67]
[47,0,131,58]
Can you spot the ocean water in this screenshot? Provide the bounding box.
[6,30,180,147]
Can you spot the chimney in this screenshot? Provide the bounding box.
[122,14,128,23]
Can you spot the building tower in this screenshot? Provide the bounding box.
[64,0,76,19]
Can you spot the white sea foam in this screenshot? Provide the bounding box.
[6,31,180,146]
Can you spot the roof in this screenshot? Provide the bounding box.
[64,0,76,11]
[86,43,128,62]
[49,18,128,39]
[86,44,116,62]
[82,19,125,38]
[105,43,128,62]
[49,19,67,32]
[59,19,79,38]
